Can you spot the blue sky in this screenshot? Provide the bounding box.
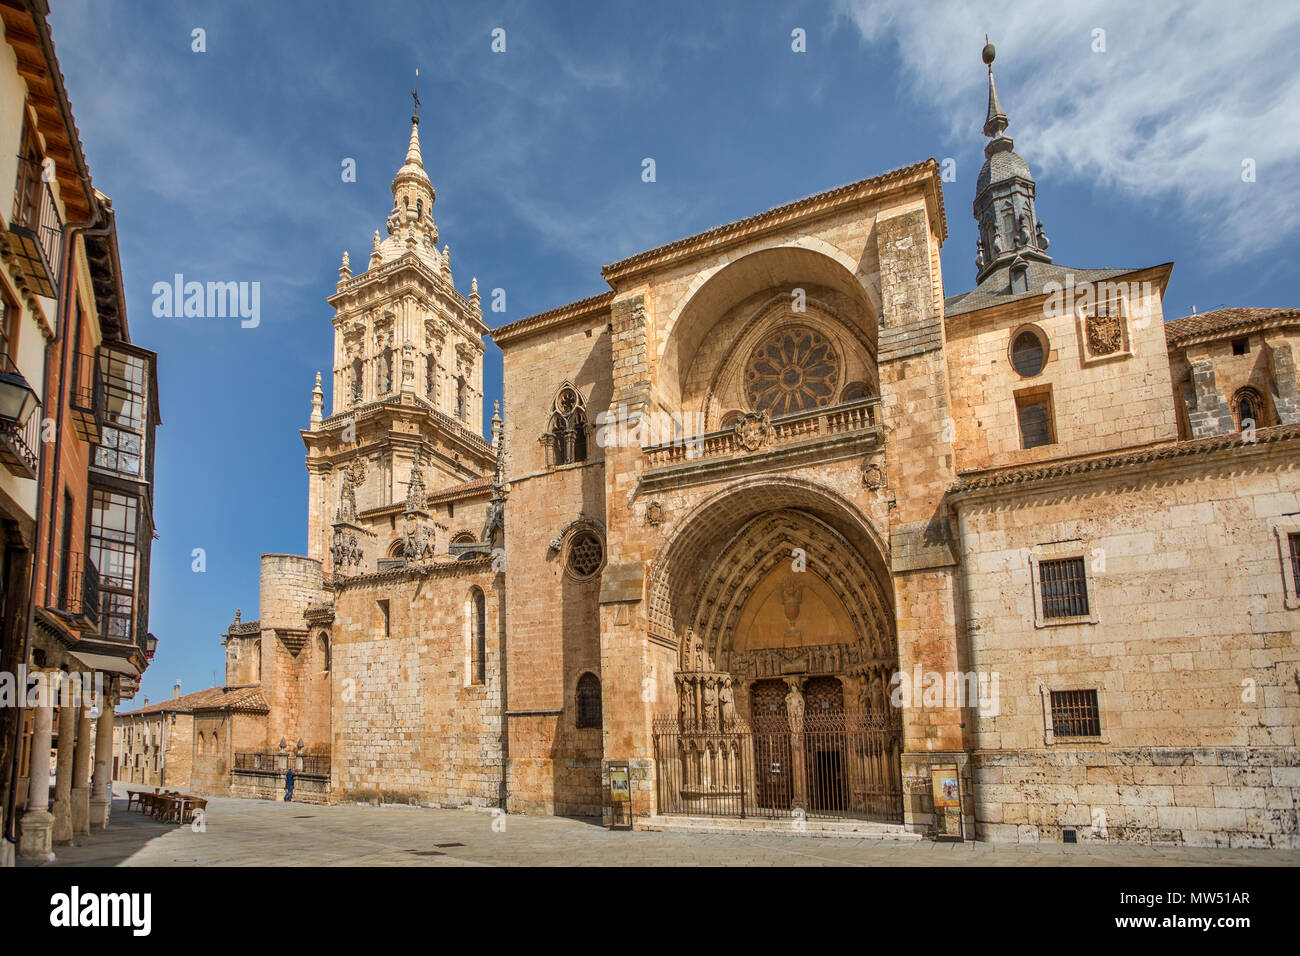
[47,0,1300,703]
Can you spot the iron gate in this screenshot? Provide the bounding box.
[652,715,902,822]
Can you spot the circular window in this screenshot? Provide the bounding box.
[565,530,604,580]
[1010,328,1046,377]
[744,326,839,416]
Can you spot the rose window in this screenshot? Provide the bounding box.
[566,530,604,579]
[744,326,840,416]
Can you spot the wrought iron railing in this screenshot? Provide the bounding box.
[11,154,62,281]
[69,350,102,439]
[643,397,880,470]
[652,714,902,823]
[234,750,330,777]
[58,551,100,630]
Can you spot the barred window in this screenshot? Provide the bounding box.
[1289,533,1300,598]
[1040,556,1089,618]
[576,673,602,729]
[1050,689,1101,738]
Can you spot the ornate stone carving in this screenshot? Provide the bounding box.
[732,410,773,452]
[862,460,884,490]
[330,529,362,571]
[784,678,805,734]
[336,469,358,523]
[1087,314,1124,356]
[645,500,665,526]
[781,581,803,641]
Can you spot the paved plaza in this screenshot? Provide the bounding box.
[15,785,1298,867]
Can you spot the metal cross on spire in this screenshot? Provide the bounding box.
[411,67,421,123]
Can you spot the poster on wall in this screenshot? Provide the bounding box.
[930,763,963,842]
[608,761,632,830]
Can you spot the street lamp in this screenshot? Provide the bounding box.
[145,633,158,660]
[0,358,40,428]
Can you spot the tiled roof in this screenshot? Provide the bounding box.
[427,475,494,503]
[119,686,224,717]
[1164,308,1300,346]
[191,686,270,714]
[602,158,948,280]
[490,290,614,347]
[944,262,1151,318]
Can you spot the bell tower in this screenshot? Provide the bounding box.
[301,92,496,574]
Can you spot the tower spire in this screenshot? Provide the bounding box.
[982,38,1008,141]
[971,39,1050,284]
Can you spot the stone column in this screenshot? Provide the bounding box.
[71,702,93,837]
[18,679,55,861]
[52,674,76,843]
[89,689,116,829]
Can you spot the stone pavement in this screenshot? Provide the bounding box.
[22,785,1300,867]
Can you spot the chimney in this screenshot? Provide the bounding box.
[173,680,181,700]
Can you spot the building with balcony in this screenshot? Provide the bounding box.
[194,46,1297,848]
[0,0,159,866]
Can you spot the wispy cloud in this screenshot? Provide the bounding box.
[834,0,1300,261]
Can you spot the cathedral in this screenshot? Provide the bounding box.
[117,45,1300,847]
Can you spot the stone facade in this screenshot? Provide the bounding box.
[173,59,1298,849]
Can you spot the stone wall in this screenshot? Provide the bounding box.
[955,446,1300,846]
[329,559,504,807]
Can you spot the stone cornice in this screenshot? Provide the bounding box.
[491,290,615,349]
[601,159,948,284]
[307,396,494,458]
[333,554,494,590]
[949,423,1300,504]
[327,252,488,337]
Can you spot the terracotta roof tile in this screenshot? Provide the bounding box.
[119,686,224,717]
[1164,308,1300,346]
[191,686,270,714]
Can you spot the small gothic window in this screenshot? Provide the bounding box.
[426,357,437,399]
[318,633,330,673]
[351,357,364,404]
[1011,328,1046,377]
[576,673,602,729]
[378,347,394,394]
[416,198,423,218]
[548,384,589,466]
[456,375,467,420]
[565,529,604,580]
[1234,388,1264,430]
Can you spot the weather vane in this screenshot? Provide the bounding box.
[411,67,420,123]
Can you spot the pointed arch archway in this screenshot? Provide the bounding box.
[648,476,901,822]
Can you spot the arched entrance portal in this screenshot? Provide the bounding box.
[650,480,902,822]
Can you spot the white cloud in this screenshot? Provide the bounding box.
[834,0,1300,260]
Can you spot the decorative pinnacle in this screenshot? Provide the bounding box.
[411,67,420,125]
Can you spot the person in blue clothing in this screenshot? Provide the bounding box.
[284,768,295,802]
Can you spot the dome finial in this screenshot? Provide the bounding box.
[982,35,995,70]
